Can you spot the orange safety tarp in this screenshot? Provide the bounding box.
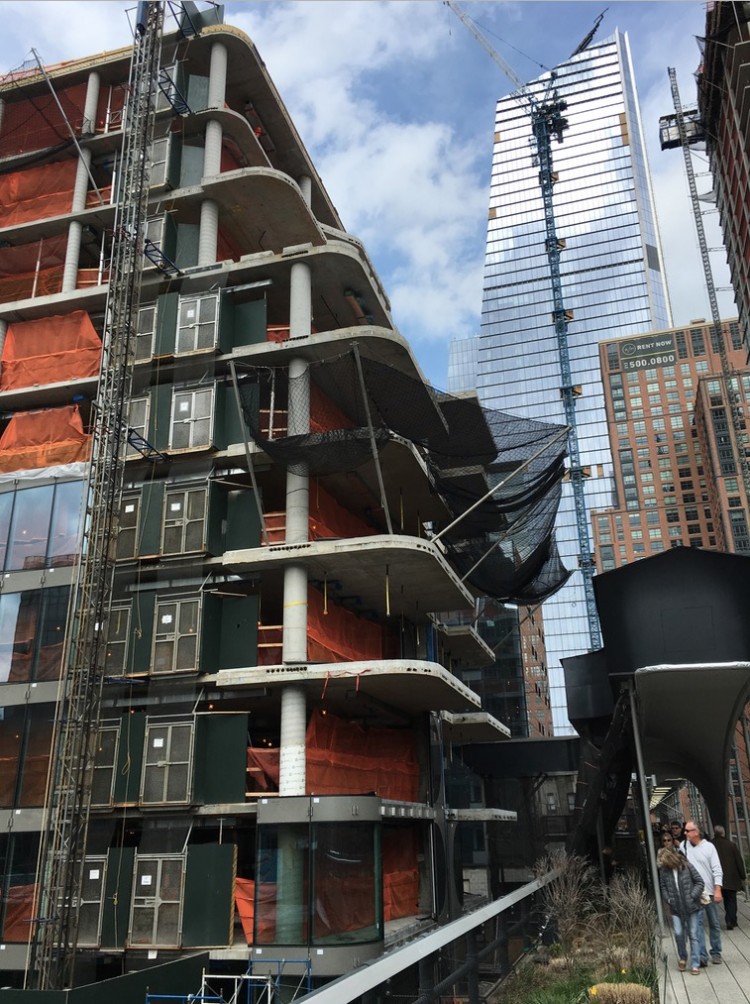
[306,708,420,801]
[246,709,420,801]
[310,481,375,540]
[383,828,420,921]
[314,839,376,939]
[1,310,102,390]
[0,159,78,228]
[235,877,276,944]
[0,404,90,473]
[2,884,36,942]
[310,383,355,432]
[0,233,67,304]
[307,585,384,664]
[1,82,87,156]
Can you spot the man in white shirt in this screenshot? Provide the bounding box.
[682,820,723,964]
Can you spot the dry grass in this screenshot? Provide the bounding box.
[587,983,651,1004]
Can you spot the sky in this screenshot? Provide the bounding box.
[0,0,734,389]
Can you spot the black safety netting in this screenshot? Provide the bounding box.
[233,348,570,603]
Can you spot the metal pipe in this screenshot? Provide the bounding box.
[628,682,665,928]
[228,360,269,545]
[352,342,393,534]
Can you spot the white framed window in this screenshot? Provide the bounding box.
[117,494,141,559]
[91,724,119,806]
[162,486,207,554]
[136,305,156,361]
[105,602,132,676]
[176,294,219,354]
[169,386,214,450]
[141,721,194,803]
[152,597,200,674]
[130,854,184,947]
[78,856,108,946]
[126,394,150,458]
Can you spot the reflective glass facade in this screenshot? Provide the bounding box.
[472,33,672,731]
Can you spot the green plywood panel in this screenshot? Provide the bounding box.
[233,298,267,347]
[138,481,165,557]
[100,845,135,948]
[199,593,222,674]
[206,479,226,556]
[193,714,248,805]
[131,590,156,673]
[218,291,234,353]
[226,486,261,550]
[113,713,145,803]
[149,381,173,451]
[176,223,199,268]
[220,595,258,669]
[183,843,236,947]
[155,291,179,355]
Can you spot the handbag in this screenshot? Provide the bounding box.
[700,892,711,905]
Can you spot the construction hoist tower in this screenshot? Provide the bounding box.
[28,1,164,989]
[447,1,602,649]
[660,69,750,516]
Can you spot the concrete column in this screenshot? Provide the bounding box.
[197,198,219,266]
[298,174,312,208]
[203,118,223,178]
[207,41,228,108]
[82,70,100,135]
[71,147,92,212]
[279,687,306,797]
[289,261,312,339]
[61,221,83,293]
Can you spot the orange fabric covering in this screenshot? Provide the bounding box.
[217,227,240,263]
[383,828,420,921]
[2,884,36,942]
[235,878,277,944]
[1,310,102,390]
[246,710,420,801]
[1,82,87,156]
[0,405,90,473]
[95,85,126,132]
[221,144,242,172]
[85,184,113,207]
[0,234,67,304]
[256,623,282,665]
[307,585,384,664]
[306,709,420,801]
[310,481,375,539]
[310,383,355,432]
[314,842,375,940]
[0,159,77,227]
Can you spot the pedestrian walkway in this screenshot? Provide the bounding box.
[661,896,750,1003]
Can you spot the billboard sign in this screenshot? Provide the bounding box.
[619,333,676,371]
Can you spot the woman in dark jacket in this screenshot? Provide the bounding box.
[658,846,705,974]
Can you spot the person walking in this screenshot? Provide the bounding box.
[658,847,706,975]
[712,824,746,930]
[681,820,723,964]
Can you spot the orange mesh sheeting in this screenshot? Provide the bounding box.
[0,405,90,473]
[246,746,280,792]
[217,227,240,263]
[310,481,375,540]
[307,586,384,664]
[306,709,420,801]
[2,82,87,156]
[85,185,113,207]
[310,383,355,432]
[1,310,102,390]
[256,624,282,665]
[95,85,126,132]
[0,234,67,304]
[235,877,276,944]
[383,828,420,921]
[314,844,375,939]
[2,884,36,942]
[0,159,77,227]
[221,144,241,172]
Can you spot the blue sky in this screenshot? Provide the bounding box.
[0,1,733,388]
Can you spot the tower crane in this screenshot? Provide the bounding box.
[28,1,164,988]
[446,1,602,649]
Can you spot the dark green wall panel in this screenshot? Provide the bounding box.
[182,844,236,947]
[194,713,248,805]
[113,713,145,803]
[100,845,135,948]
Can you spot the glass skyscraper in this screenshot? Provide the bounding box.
[451,31,672,732]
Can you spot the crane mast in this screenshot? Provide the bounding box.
[665,68,750,519]
[28,2,164,988]
[447,1,601,648]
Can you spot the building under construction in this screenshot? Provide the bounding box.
[0,4,570,996]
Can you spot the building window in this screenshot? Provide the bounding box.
[105,602,131,675]
[130,855,185,946]
[91,725,119,806]
[152,596,200,674]
[79,857,108,946]
[176,294,220,354]
[169,386,214,450]
[127,395,150,458]
[141,721,194,804]
[136,304,156,362]
[117,494,140,559]
[162,486,208,554]
[690,328,705,356]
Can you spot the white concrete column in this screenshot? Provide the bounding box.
[198,198,219,266]
[298,174,312,208]
[207,41,228,108]
[279,686,306,796]
[289,261,312,339]
[203,118,223,178]
[71,147,92,212]
[82,70,100,135]
[61,221,82,293]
